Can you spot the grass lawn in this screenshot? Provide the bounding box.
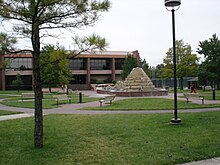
[0,112,220,165]
[0,90,31,95]
[176,89,220,100]
[0,94,98,109]
[82,98,220,110]
[0,110,22,116]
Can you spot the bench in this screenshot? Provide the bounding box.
[204,86,213,91]
[67,89,78,95]
[99,94,116,107]
[21,93,35,102]
[183,93,204,104]
[53,94,72,105]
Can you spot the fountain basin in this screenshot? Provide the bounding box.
[97,67,168,97]
[97,89,168,97]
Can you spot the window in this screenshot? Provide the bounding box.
[115,58,125,70]
[70,75,86,84]
[90,59,111,70]
[69,59,86,70]
[5,58,32,70]
[5,75,32,90]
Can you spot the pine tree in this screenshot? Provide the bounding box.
[12,74,23,92]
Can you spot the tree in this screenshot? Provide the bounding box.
[0,0,110,148]
[12,73,23,92]
[0,32,17,69]
[141,59,152,78]
[121,54,138,80]
[40,44,72,93]
[198,34,220,88]
[0,32,17,54]
[151,64,165,79]
[197,61,216,87]
[162,40,199,89]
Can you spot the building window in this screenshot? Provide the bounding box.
[5,58,32,70]
[69,59,86,70]
[115,58,125,70]
[90,59,111,70]
[70,75,86,84]
[5,75,32,90]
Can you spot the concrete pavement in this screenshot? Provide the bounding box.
[1,90,220,117]
[0,113,34,121]
[179,157,220,165]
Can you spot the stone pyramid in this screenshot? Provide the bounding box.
[123,67,156,92]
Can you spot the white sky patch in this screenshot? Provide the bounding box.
[0,0,220,66]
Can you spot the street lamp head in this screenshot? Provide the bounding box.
[165,0,181,7]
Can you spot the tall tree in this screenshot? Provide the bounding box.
[40,44,72,93]
[0,0,110,148]
[197,61,216,87]
[121,54,138,80]
[198,34,220,88]
[141,59,152,78]
[162,40,199,89]
[0,32,17,69]
[151,64,164,79]
[0,32,17,54]
[12,73,23,92]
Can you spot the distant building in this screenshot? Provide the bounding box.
[0,50,140,90]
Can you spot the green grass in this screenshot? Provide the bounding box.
[0,94,98,109]
[1,99,56,109]
[202,94,220,100]
[0,110,22,116]
[82,98,220,110]
[176,89,220,100]
[0,112,220,165]
[0,90,34,95]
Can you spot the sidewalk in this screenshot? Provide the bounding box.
[0,113,33,121]
[1,90,220,116]
[179,157,220,165]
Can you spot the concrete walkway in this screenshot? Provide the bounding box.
[179,157,220,165]
[1,90,220,165]
[0,113,34,121]
[1,90,220,117]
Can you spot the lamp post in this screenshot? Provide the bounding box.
[164,0,181,124]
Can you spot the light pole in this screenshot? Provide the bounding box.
[164,0,181,124]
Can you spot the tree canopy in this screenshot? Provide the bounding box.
[162,40,199,89]
[151,64,164,79]
[0,0,110,37]
[40,44,72,92]
[0,0,111,148]
[121,54,138,80]
[0,32,17,69]
[12,73,23,92]
[0,32,17,54]
[198,34,220,88]
[141,59,152,78]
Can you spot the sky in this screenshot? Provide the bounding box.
[1,0,220,66]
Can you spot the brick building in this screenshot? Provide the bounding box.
[0,50,140,90]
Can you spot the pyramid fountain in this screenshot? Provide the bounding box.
[97,67,168,97]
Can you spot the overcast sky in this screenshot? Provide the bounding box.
[77,0,220,66]
[1,0,220,66]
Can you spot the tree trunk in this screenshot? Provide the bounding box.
[180,77,183,90]
[32,23,43,148]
